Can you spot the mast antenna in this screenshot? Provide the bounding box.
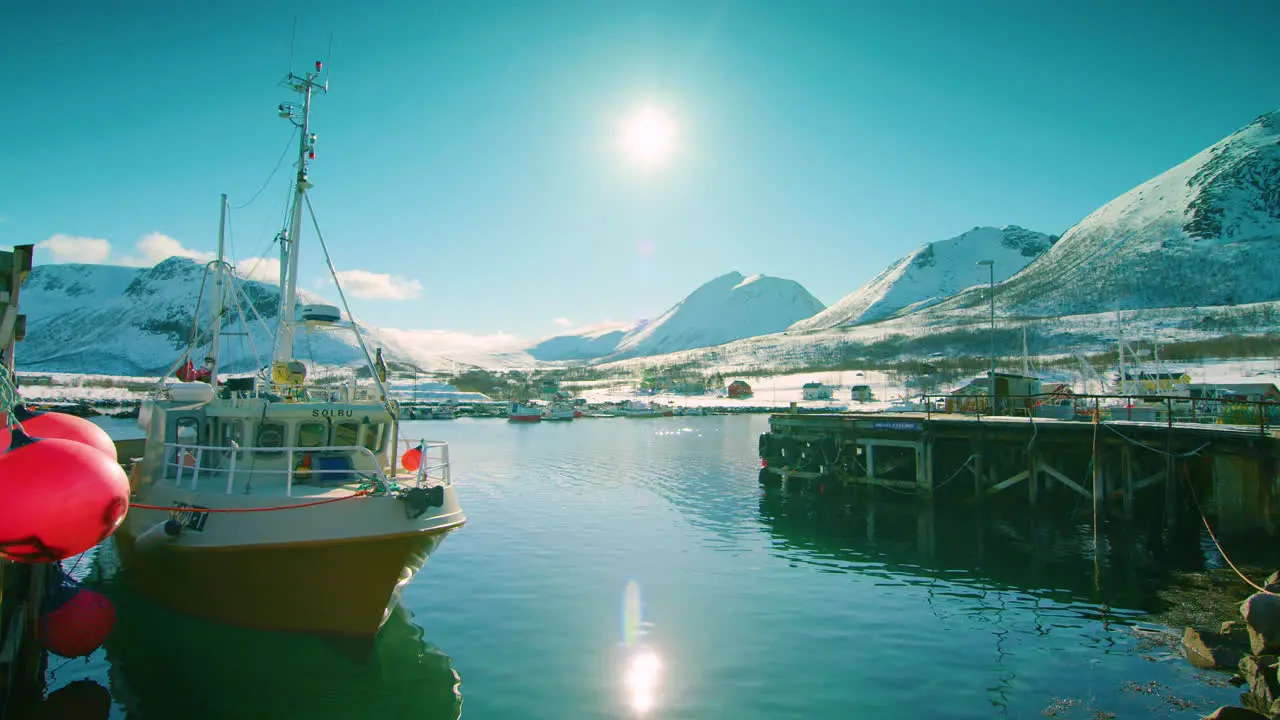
[324,32,333,86]
[288,16,297,73]
[269,44,328,379]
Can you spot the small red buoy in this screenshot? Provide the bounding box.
[0,433,131,563]
[0,408,117,460]
[401,445,423,472]
[39,588,116,658]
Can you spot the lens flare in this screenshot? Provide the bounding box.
[622,579,642,646]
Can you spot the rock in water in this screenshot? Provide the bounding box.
[1186,627,1249,670]
[1238,655,1280,715]
[1201,705,1269,719]
[1241,593,1280,654]
[1265,572,1280,594]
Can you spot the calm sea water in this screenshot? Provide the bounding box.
[35,415,1242,719]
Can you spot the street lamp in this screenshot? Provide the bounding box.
[977,260,995,412]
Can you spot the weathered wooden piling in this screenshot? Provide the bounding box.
[0,245,41,705]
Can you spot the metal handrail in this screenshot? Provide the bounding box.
[161,441,449,496]
[395,437,451,487]
[914,390,1279,435]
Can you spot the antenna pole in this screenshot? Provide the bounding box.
[271,59,326,368]
[209,194,229,380]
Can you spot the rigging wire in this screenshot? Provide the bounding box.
[303,193,391,406]
[231,127,298,211]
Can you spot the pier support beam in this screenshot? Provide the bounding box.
[1028,448,1039,507]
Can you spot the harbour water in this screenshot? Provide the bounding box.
[42,415,1249,718]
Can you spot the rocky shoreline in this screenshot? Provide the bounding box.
[1179,571,1280,719]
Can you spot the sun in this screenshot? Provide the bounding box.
[620,105,677,169]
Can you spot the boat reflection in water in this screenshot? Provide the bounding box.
[99,571,462,720]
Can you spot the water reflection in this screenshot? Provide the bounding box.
[757,486,1208,614]
[90,556,462,720]
[618,580,664,717]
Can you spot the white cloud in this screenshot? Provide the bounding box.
[237,257,282,285]
[373,327,528,369]
[333,270,423,300]
[130,232,214,265]
[553,317,573,328]
[37,231,218,268]
[36,234,113,264]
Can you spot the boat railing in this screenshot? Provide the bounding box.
[161,440,449,497]
[395,438,451,488]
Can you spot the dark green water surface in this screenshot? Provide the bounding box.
[36,415,1246,719]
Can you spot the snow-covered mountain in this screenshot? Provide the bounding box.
[790,226,1053,331]
[525,320,644,362]
[528,272,825,362]
[979,110,1280,316]
[611,272,824,359]
[18,257,364,375]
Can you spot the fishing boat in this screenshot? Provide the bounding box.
[618,400,668,418]
[507,402,542,423]
[542,401,575,422]
[117,58,465,636]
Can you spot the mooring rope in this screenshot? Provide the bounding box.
[1179,468,1271,595]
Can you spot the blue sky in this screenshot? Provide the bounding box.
[3,0,1279,341]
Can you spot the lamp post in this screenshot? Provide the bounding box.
[977,260,995,412]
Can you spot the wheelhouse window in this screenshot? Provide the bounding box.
[219,420,244,447]
[333,422,359,447]
[175,416,200,445]
[360,423,386,453]
[298,421,327,448]
[256,421,285,450]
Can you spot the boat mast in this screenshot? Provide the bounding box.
[209,193,228,379]
[1021,326,1030,376]
[272,60,326,369]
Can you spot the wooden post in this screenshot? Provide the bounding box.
[1028,446,1039,507]
[1092,417,1105,526]
[1166,398,1177,529]
[974,444,985,503]
[1122,444,1134,521]
[0,246,42,701]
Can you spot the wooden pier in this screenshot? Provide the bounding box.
[759,408,1280,536]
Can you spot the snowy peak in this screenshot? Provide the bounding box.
[18,257,363,375]
[791,225,1053,331]
[525,320,645,362]
[990,109,1280,315]
[610,271,825,359]
[527,271,825,361]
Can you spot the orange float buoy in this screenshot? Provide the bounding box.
[0,406,117,460]
[0,430,131,563]
[401,445,423,472]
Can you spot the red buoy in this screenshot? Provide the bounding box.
[39,588,116,658]
[0,407,117,461]
[0,432,130,563]
[401,445,423,472]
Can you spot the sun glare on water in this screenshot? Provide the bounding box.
[619,105,677,169]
